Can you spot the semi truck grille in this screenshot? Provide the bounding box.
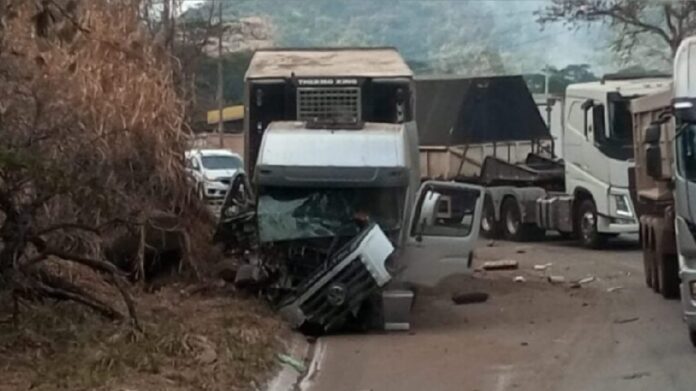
[297,87,361,124]
[298,257,378,331]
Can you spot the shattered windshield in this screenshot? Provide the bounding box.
[201,155,242,170]
[257,186,405,242]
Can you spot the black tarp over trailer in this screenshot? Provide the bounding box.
[415,75,550,146]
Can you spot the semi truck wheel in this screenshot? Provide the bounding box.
[480,196,501,238]
[502,197,523,241]
[502,197,544,242]
[576,199,606,249]
[642,247,656,289]
[690,328,696,348]
[656,240,680,299]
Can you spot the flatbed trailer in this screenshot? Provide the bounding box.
[417,75,671,247]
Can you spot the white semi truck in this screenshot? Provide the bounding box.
[219,48,485,332]
[416,75,670,247]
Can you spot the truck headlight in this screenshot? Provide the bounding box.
[613,194,632,217]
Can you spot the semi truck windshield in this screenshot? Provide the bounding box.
[608,99,633,144]
[595,94,635,160]
[257,186,405,242]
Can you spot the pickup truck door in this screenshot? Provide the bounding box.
[397,181,484,287]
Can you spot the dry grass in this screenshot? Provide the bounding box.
[0,286,287,391]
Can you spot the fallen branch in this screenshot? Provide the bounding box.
[32,270,123,321]
[20,248,139,328]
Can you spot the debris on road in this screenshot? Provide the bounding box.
[622,371,650,380]
[547,275,566,284]
[570,276,596,289]
[482,260,519,271]
[534,263,552,271]
[513,276,526,283]
[277,353,307,373]
[452,292,490,305]
[515,246,530,254]
[614,317,640,324]
[607,286,625,293]
[486,240,496,247]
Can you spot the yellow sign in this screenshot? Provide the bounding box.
[207,105,244,125]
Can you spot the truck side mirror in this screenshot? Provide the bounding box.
[646,145,662,178]
[644,123,662,144]
[592,104,606,141]
[645,124,662,178]
[581,99,594,111]
[582,99,594,139]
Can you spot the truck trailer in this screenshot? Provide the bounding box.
[416,75,670,247]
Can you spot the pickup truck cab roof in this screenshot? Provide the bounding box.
[186,149,240,158]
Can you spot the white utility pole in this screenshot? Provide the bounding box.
[216,0,224,148]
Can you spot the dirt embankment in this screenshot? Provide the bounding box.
[0,285,288,391]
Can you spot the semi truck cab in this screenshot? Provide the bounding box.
[671,36,696,345]
[563,78,670,244]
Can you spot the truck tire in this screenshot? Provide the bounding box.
[642,247,656,289]
[501,197,544,242]
[576,199,606,249]
[690,327,696,348]
[656,240,680,299]
[501,197,523,241]
[480,196,501,239]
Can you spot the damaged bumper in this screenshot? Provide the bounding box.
[278,223,394,332]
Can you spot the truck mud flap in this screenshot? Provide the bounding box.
[278,223,394,334]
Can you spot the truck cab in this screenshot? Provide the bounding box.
[221,48,485,332]
[563,78,670,245]
[671,36,696,345]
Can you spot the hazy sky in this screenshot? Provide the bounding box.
[187,0,633,74]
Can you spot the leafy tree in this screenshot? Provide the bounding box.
[537,0,696,59]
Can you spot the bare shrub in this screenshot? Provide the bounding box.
[0,0,212,325]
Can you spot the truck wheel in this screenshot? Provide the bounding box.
[502,197,524,241]
[558,231,575,240]
[642,247,655,289]
[656,240,680,299]
[690,327,696,348]
[480,196,501,239]
[576,199,606,249]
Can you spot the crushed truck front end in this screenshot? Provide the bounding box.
[252,120,420,331]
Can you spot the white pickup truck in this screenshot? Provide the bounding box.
[185,148,243,206]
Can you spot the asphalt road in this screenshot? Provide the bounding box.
[302,235,696,391]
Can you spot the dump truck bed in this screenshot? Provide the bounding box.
[630,87,674,204]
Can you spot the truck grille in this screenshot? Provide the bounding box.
[297,87,361,124]
[298,257,378,331]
